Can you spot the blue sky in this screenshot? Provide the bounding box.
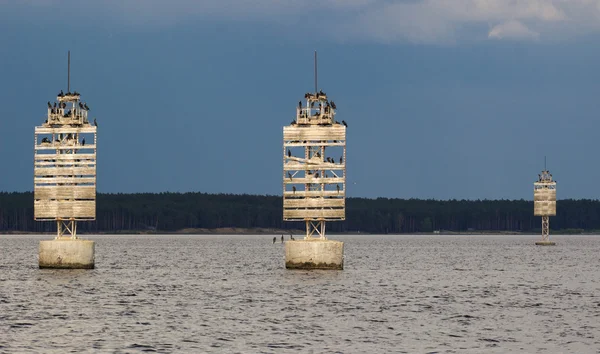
[1,0,600,200]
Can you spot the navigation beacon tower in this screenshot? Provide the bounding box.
[533,166,556,246]
[34,52,98,268]
[283,52,345,269]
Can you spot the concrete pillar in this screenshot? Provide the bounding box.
[285,239,343,269]
[535,241,556,246]
[39,239,95,269]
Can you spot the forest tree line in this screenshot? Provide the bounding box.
[1,192,599,234]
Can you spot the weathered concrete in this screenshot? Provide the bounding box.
[39,239,95,269]
[535,241,556,246]
[285,239,343,269]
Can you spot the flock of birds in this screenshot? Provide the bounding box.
[304,90,331,100]
[285,119,345,194]
[47,100,89,113]
[40,134,86,146]
[45,91,98,127]
[537,172,555,183]
[57,90,80,97]
[286,149,343,164]
[273,233,296,243]
[286,149,344,194]
[292,90,347,127]
[298,100,336,113]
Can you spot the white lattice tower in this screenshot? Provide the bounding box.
[34,90,97,239]
[534,169,556,243]
[283,90,346,240]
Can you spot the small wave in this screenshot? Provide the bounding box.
[266,342,304,349]
[10,322,34,328]
[445,314,478,320]
[128,343,156,352]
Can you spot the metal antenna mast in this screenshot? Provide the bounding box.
[68,50,71,93]
[314,50,318,94]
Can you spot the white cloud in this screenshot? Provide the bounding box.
[343,0,600,43]
[4,0,600,43]
[339,0,578,43]
[488,20,540,40]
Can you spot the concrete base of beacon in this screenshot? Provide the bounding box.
[535,241,556,246]
[39,239,95,269]
[285,239,344,270]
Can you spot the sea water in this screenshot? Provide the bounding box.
[0,234,598,353]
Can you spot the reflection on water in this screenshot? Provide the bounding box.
[0,234,599,353]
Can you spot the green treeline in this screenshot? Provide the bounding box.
[1,192,599,234]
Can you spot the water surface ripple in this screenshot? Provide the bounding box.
[1,234,599,353]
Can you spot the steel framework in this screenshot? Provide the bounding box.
[541,216,550,242]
